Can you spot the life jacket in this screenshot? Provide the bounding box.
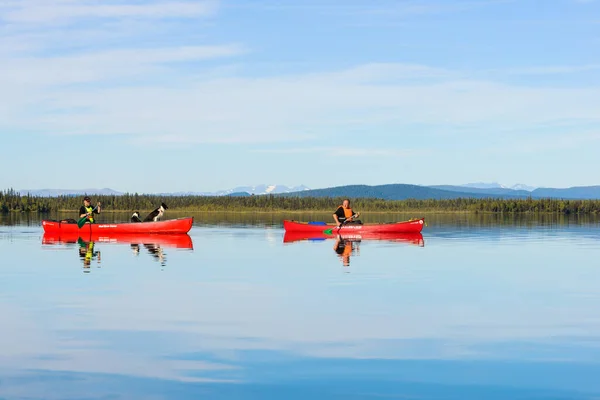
[85,205,94,223]
[338,205,353,219]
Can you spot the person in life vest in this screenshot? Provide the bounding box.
[333,199,361,227]
[79,196,101,223]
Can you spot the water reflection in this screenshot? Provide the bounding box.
[132,243,167,266]
[42,232,193,269]
[333,235,359,267]
[2,216,600,399]
[283,231,424,266]
[77,237,101,272]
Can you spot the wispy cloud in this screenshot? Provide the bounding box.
[0,1,221,59]
[320,63,455,83]
[1,0,599,149]
[3,62,600,144]
[1,44,246,87]
[0,0,218,23]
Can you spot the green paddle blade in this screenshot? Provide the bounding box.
[323,228,333,234]
[77,216,88,228]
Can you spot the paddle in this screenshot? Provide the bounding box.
[77,204,100,228]
[324,213,358,235]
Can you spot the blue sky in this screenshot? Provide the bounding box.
[1,0,599,193]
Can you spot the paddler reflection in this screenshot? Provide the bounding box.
[283,230,424,269]
[333,234,360,267]
[43,232,193,269]
[77,238,101,272]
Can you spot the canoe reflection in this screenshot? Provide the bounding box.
[42,232,193,270]
[283,231,424,267]
[283,231,425,245]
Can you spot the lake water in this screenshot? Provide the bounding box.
[1,212,600,400]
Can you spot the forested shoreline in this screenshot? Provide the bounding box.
[2,189,600,214]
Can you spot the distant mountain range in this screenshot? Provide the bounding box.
[461,182,537,192]
[283,184,600,200]
[16,188,124,197]
[154,184,311,197]
[280,184,526,200]
[17,185,310,197]
[15,183,600,200]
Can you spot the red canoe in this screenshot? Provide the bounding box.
[283,218,425,234]
[41,217,193,235]
[283,231,424,246]
[42,232,194,249]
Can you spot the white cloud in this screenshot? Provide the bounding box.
[1,0,599,149]
[318,62,455,82]
[2,64,600,144]
[0,44,246,87]
[0,0,218,23]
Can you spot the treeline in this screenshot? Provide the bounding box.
[3,189,600,214]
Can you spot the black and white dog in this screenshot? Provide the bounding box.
[131,211,142,223]
[143,203,168,222]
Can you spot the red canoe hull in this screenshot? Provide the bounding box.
[42,232,194,249]
[41,217,193,234]
[283,231,424,246]
[283,218,425,234]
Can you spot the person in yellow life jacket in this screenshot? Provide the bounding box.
[333,199,361,227]
[79,196,101,223]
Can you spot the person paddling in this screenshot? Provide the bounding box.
[79,196,101,224]
[333,199,361,227]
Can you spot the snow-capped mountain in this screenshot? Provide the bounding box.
[461,182,537,192]
[159,185,311,196]
[509,183,537,192]
[213,184,311,196]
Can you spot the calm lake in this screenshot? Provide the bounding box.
[1,212,600,400]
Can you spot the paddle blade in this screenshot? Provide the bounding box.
[323,228,333,235]
[77,216,87,228]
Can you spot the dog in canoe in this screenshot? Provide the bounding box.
[131,212,142,223]
[130,203,168,223]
